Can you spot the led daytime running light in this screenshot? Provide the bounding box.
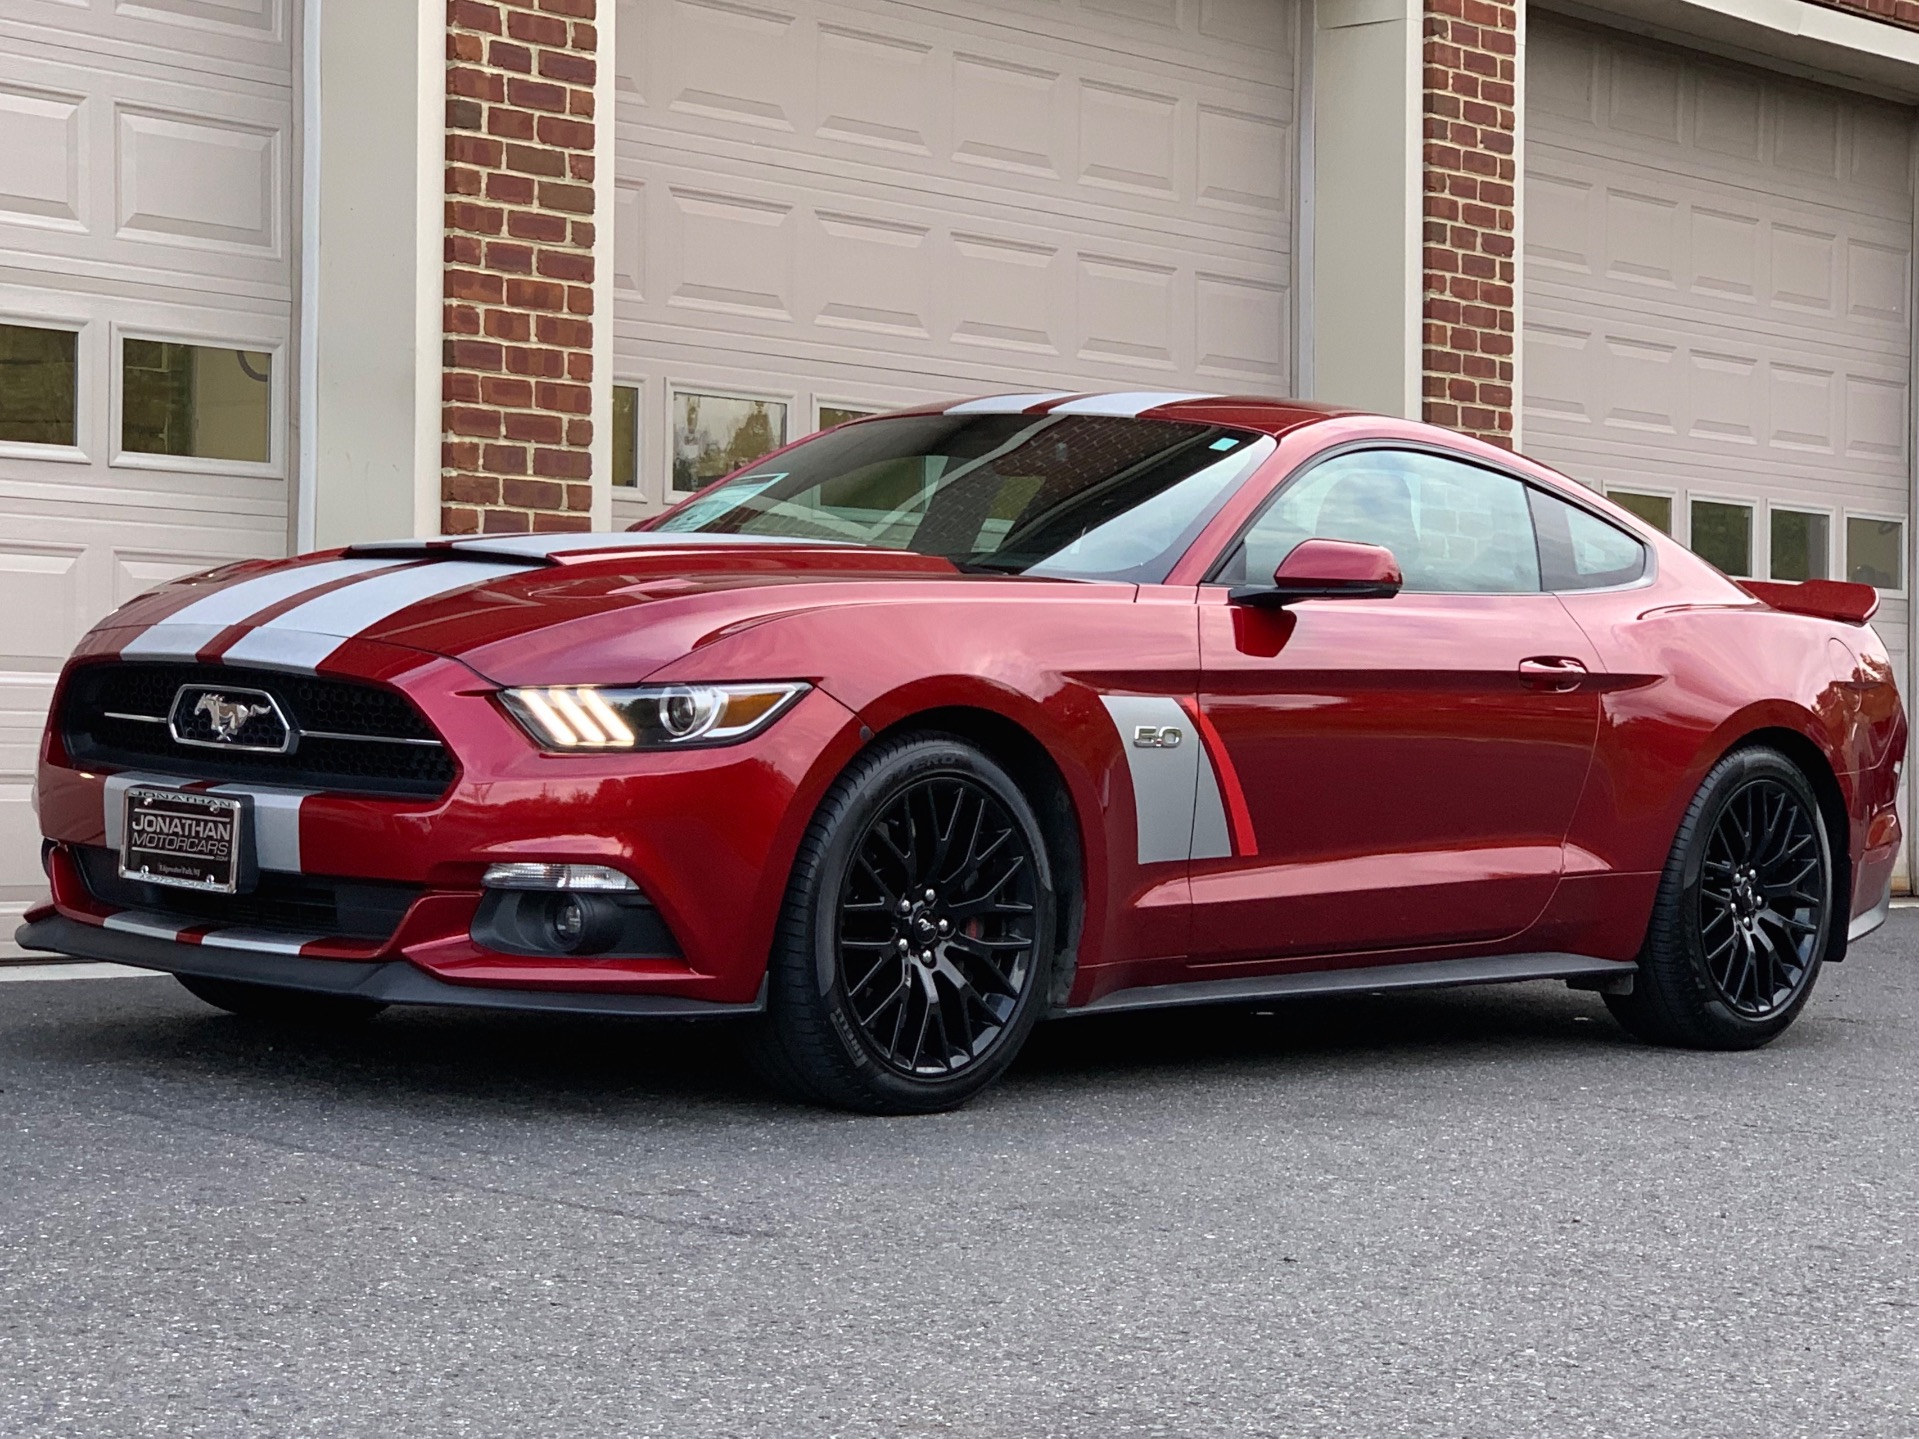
[502,682,809,751]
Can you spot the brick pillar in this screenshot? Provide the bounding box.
[1422,0,1518,448]
[442,0,599,536]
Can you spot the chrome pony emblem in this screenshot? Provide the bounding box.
[196,693,273,741]
[168,684,292,753]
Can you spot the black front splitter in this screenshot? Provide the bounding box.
[14,916,763,1019]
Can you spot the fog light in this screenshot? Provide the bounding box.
[482,862,637,892]
[551,894,587,947]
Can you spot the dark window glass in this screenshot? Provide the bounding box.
[0,323,78,447]
[1530,487,1648,590]
[1847,516,1904,590]
[1221,449,1541,593]
[1770,509,1830,582]
[1690,499,1752,578]
[1609,490,1672,534]
[612,384,640,488]
[651,412,1272,583]
[122,339,271,463]
[818,405,879,430]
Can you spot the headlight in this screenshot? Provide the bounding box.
[500,682,810,751]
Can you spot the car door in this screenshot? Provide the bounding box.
[1190,446,1602,964]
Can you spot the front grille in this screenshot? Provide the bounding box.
[75,846,421,943]
[61,662,457,797]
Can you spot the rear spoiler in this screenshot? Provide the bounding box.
[1741,578,1879,625]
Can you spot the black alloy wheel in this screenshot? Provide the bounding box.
[752,733,1057,1113]
[1696,777,1825,1018]
[1607,746,1833,1050]
[838,774,1040,1077]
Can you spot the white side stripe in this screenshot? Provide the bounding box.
[221,559,529,672]
[1099,696,1234,865]
[1048,391,1222,417]
[944,392,1078,415]
[119,558,403,662]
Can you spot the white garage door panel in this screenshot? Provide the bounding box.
[0,1,294,952]
[1524,17,1913,881]
[0,34,291,300]
[612,0,1298,519]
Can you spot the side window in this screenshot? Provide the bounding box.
[1223,449,1541,594]
[1530,488,1648,590]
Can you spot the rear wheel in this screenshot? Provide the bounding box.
[175,973,387,1026]
[1606,746,1833,1049]
[752,733,1057,1113]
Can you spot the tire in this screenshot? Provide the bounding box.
[175,973,387,1026]
[1606,745,1834,1050]
[751,732,1058,1114]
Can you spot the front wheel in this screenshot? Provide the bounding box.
[175,973,388,1026]
[1607,746,1834,1049]
[752,733,1057,1113]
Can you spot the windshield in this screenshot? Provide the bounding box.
[646,413,1275,583]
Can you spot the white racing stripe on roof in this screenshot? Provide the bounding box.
[1047,391,1222,417]
[944,392,1079,415]
[120,558,404,662]
[221,559,529,672]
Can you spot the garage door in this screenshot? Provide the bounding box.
[609,0,1301,517]
[0,1,295,950]
[1523,18,1913,720]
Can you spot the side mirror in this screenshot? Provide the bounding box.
[1228,538,1403,608]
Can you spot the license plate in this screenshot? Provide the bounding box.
[119,787,246,894]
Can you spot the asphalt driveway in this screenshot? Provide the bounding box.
[4,916,1919,1437]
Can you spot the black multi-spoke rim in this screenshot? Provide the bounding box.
[836,775,1040,1078]
[1698,778,1826,1018]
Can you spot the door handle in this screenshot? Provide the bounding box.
[1518,656,1588,691]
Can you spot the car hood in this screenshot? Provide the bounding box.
[87,532,1103,685]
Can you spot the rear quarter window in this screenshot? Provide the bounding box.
[1530,487,1648,591]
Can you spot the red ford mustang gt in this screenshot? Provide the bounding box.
[19,394,1908,1112]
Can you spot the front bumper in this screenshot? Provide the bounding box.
[16,915,763,1017]
[32,660,866,1005]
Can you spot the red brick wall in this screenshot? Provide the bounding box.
[1811,0,1919,27]
[442,0,598,536]
[1422,0,1518,449]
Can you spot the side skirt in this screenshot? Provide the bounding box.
[1060,951,1635,1018]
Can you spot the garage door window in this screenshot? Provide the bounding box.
[818,405,881,432]
[612,384,640,489]
[1770,509,1830,582]
[673,391,786,494]
[122,339,272,464]
[0,322,78,448]
[1690,499,1752,578]
[1608,490,1672,535]
[1848,517,1904,591]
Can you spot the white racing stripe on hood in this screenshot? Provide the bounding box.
[1048,392,1222,417]
[221,559,531,673]
[120,558,405,662]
